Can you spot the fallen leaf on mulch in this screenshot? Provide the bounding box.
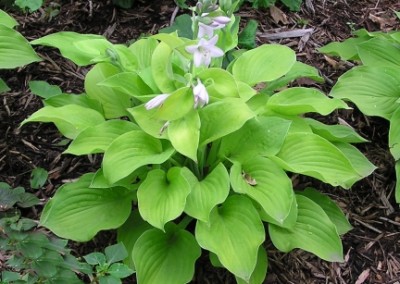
[270,6,289,24]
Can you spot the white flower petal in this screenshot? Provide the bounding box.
[145,94,170,110]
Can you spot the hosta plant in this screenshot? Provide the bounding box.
[21,1,374,283]
[320,28,400,203]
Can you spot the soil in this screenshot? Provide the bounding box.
[1,0,400,283]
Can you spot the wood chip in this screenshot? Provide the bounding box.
[355,268,370,284]
[259,28,314,40]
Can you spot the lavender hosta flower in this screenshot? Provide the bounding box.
[144,94,170,110]
[198,15,231,38]
[193,78,209,108]
[210,16,231,29]
[185,35,224,67]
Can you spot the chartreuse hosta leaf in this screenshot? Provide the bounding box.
[21,104,105,139]
[117,210,152,270]
[195,195,265,281]
[266,87,349,115]
[168,109,200,161]
[396,161,400,203]
[40,173,133,242]
[358,37,400,67]
[153,87,193,121]
[272,132,372,188]
[31,32,111,66]
[65,120,139,155]
[332,142,376,178]
[230,157,295,227]
[330,66,400,120]
[103,130,175,184]
[263,61,324,94]
[99,71,154,101]
[297,188,352,235]
[137,167,191,231]
[151,41,178,93]
[269,194,344,262]
[389,107,400,161]
[0,25,42,69]
[44,93,103,115]
[199,98,255,145]
[210,247,268,284]
[133,223,201,284]
[0,10,18,28]
[127,105,169,139]
[219,116,291,162]
[184,163,230,223]
[85,63,132,119]
[305,118,368,143]
[129,37,158,69]
[231,44,296,86]
[197,68,240,99]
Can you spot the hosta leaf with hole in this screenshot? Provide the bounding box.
[40,174,133,242]
[21,105,105,139]
[103,130,175,184]
[184,163,230,223]
[137,167,191,230]
[269,194,343,262]
[272,132,370,188]
[230,157,295,227]
[329,66,400,120]
[195,195,265,281]
[65,120,139,155]
[133,224,201,284]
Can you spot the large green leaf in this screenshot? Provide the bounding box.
[305,118,368,143]
[127,105,169,139]
[269,194,343,262]
[235,247,268,284]
[396,161,400,203]
[0,25,41,69]
[389,107,400,160]
[31,32,110,66]
[152,87,193,121]
[98,71,154,100]
[85,63,132,119]
[297,188,352,235]
[137,167,191,231]
[65,120,139,155]
[133,224,201,284]
[195,195,265,281]
[263,61,324,94]
[267,87,348,115]
[29,80,62,99]
[330,66,400,120]
[40,174,133,242]
[0,10,18,28]
[230,157,295,227]
[103,130,175,184]
[199,98,255,145]
[231,44,296,86]
[318,34,372,60]
[128,37,158,69]
[117,210,152,270]
[197,68,240,99]
[21,104,105,139]
[44,93,103,115]
[272,132,367,188]
[219,116,291,162]
[358,37,400,67]
[184,163,230,223]
[168,110,200,161]
[151,41,177,93]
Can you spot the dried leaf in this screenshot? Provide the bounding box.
[270,6,289,24]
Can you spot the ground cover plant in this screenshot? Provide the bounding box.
[2,0,378,282]
[0,0,400,284]
[320,27,400,204]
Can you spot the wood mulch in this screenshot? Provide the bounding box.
[1,0,400,283]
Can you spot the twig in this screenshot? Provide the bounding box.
[258,28,314,40]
